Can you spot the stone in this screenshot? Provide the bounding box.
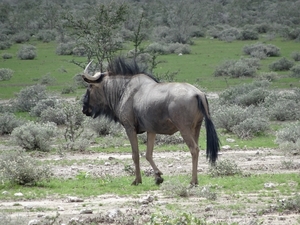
[2,191,9,195]
[28,219,41,225]
[67,196,84,202]
[107,209,122,218]
[14,192,23,197]
[221,145,231,150]
[226,138,235,143]
[80,208,93,214]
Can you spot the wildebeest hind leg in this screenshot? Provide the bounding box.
[146,132,164,185]
[125,129,142,185]
[180,130,200,186]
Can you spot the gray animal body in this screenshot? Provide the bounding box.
[82,57,220,185]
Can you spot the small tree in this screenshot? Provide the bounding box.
[64,2,128,70]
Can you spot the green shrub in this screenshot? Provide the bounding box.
[256,72,279,82]
[0,113,24,135]
[0,68,14,81]
[269,57,294,71]
[13,84,48,112]
[290,64,300,78]
[39,73,56,85]
[17,44,37,60]
[218,27,240,42]
[243,43,280,57]
[147,212,207,225]
[238,29,259,40]
[11,121,57,151]
[56,42,75,55]
[0,41,12,50]
[208,159,242,177]
[61,85,76,94]
[288,28,300,40]
[40,107,66,125]
[12,32,30,43]
[73,73,88,88]
[219,80,270,106]
[278,194,300,212]
[87,117,123,136]
[213,104,269,138]
[213,58,260,78]
[168,43,191,54]
[232,117,269,139]
[29,98,57,117]
[139,132,184,145]
[145,42,169,55]
[275,122,300,152]
[1,53,12,59]
[291,51,300,61]
[36,29,57,43]
[268,100,300,121]
[0,150,52,185]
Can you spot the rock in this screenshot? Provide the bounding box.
[104,162,111,166]
[57,206,65,211]
[14,192,23,197]
[264,183,276,189]
[168,163,173,167]
[107,209,122,218]
[67,196,84,202]
[221,145,231,150]
[226,138,235,143]
[28,219,41,225]
[80,208,93,214]
[205,205,213,211]
[139,195,154,204]
[2,191,9,195]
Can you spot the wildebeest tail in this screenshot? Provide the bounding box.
[196,95,220,165]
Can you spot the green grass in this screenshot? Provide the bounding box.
[1,173,299,201]
[1,37,300,99]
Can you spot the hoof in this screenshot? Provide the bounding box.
[131,180,142,186]
[155,176,164,185]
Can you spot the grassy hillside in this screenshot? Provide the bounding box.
[0,37,299,100]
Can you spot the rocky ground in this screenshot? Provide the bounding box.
[1,143,300,225]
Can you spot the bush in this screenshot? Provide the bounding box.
[213,58,260,78]
[208,159,242,177]
[17,44,37,60]
[61,85,76,94]
[232,117,269,139]
[275,122,300,152]
[12,32,30,43]
[256,72,279,82]
[39,73,56,85]
[11,121,57,151]
[56,42,75,55]
[145,42,169,55]
[291,51,300,61]
[0,150,52,185]
[29,98,57,117]
[288,28,300,40]
[0,68,13,81]
[74,73,88,88]
[238,29,259,40]
[40,107,66,125]
[0,41,12,50]
[36,29,57,43]
[0,113,24,135]
[218,27,240,42]
[87,117,123,136]
[290,64,300,78]
[243,43,280,57]
[268,99,300,121]
[13,84,48,112]
[269,57,294,71]
[219,80,270,106]
[1,53,12,59]
[167,43,191,54]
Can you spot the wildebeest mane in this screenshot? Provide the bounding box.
[107,57,159,83]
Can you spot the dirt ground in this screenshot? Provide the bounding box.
[1,144,300,225]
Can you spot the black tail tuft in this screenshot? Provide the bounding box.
[197,95,220,165]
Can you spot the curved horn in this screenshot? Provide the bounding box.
[83,60,102,81]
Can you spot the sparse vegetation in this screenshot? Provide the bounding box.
[208,159,242,177]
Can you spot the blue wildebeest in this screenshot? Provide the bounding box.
[82,57,220,185]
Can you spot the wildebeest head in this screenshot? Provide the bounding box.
[81,61,113,120]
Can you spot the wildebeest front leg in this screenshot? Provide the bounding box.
[125,128,142,185]
[146,132,164,185]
